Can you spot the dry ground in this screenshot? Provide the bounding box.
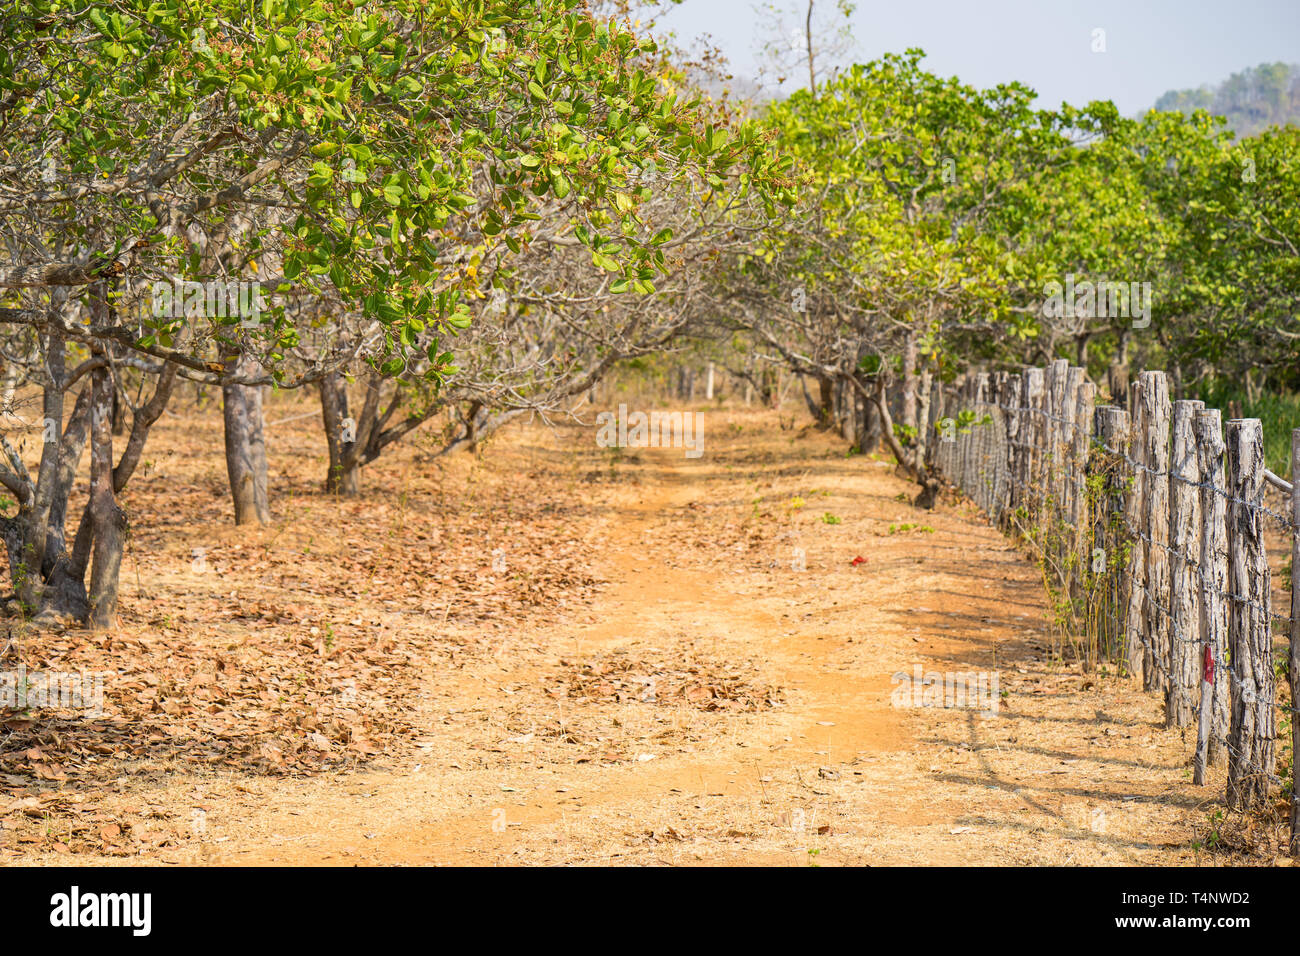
[0,390,1289,865]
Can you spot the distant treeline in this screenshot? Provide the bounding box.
[1155,62,1300,138]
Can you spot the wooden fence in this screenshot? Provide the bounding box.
[926,361,1300,852]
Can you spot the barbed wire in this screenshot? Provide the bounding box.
[990,400,1298,532]
[931,388,1295,724]
[932,389,1290,791]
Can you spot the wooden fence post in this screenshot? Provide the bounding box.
[1023,368,1045,530]
[940,377,952,482]
[1139,370,1171,698]
[1168,399,1204,728]
[1194,408,1230,776]
[1225,418,1275,809]
[1061,367,1083,526]
[1041,362,1056,520]
[1071,380,1096,532]
[1071,379,1096,618]
[1047,359,1068,518]
[974,372,990,511]
[987,372,1004,518]
[1052,367,1078,592]
[1289,428,1300,853]
[1122,377,1147,680]
[946,379,956,476]
[948,378,962,483]
[956,374,967,494]
[1092,406,1128,666]
[1003,373,1022,529]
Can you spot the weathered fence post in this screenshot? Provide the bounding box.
[1092,406,1128,666]
[1071,379,1096,630]
[1002,373,1022,529]
[951,376,965,492]
[1168,399,1204,728]
[1071,380,1096,533]
[1194,408,1230,778]
[1052,366,1079,597]
[1290,428,1300,853]
[1023,367,1045,531]
[1046,359,1068,518]
[1225,418,1275,809]
[1122,377,1147,680]
[1040,362,1056,520]
[974,372,991,511]
[1139,370,1171,697]
[987,372,1003,518]
[1061,367,1083,526]
[955,378,967,486]
[948,378,962,483]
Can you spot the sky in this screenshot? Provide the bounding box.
[648,0,1300,114]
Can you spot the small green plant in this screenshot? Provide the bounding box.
[888,523,934,534]
[1200,810,1224,851]
[821,512,841,525]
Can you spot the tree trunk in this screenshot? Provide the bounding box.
[816,375,834,428]
[16,328,67,608]
[901,329,918,434]
[111,383,127,436]
[320,372,361,495]
[31,390,94,625]
[13,290,173,625]
[857,383,882,455]
[42,388,91,574]
[856,374,939,508]
[1108,330,1131,406]
[86,363,126,629]
[222,353,270,524]
[799,376,820,421]
[839,375,857,443]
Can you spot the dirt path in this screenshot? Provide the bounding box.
[187,412,1213,866]
[7,407,1221,865]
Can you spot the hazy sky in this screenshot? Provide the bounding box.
[649,0,1300,114]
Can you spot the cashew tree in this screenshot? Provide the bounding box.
[0,0,790,624]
